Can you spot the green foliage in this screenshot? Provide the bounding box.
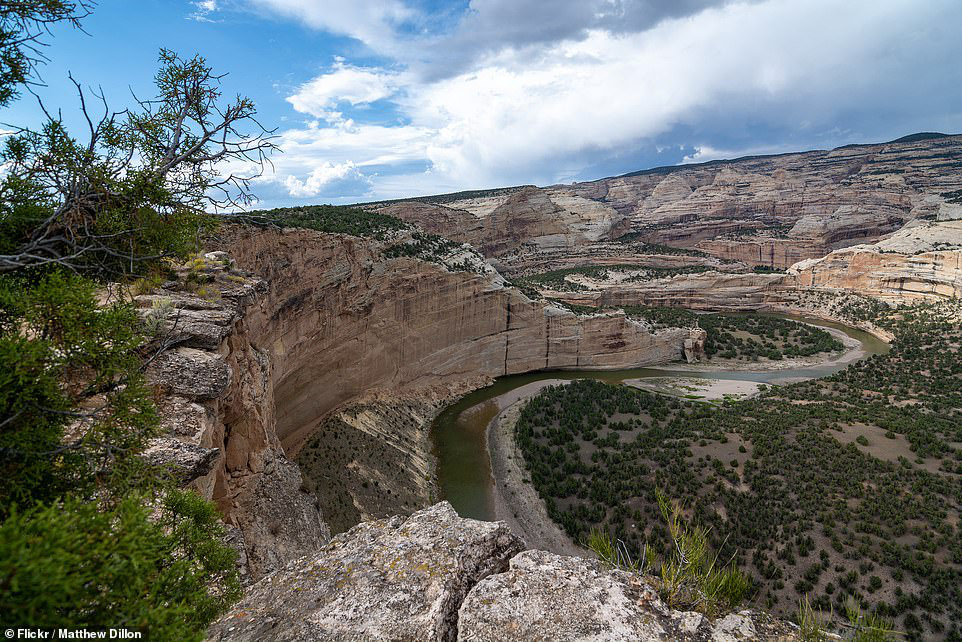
[241,204,409,239]
[622,307,844,361]
[0,20,247,637]
[795,596,827,641]
[656,491,752,616]
[585,528,652,574]
[0,272,157,512]
[752,265,786,274]
[241,206,483,271]
[0,490,240,639]
[846,597,898,642]
[514,301,962,637]
[0,1,92,106]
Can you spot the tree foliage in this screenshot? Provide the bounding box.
[0,6,273,635]
[0,1,93,106]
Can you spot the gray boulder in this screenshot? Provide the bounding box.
[457,550,799,641]
[208,502,524,642]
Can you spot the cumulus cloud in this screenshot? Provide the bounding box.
[251,0,962,202]
[282,160,372,198]
[287,61,400,119]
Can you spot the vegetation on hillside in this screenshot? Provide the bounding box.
[239,204,409,239]
[239,205,485,271]
[622,306,844,361]
[0,6,261,636]
[514,301,962,639]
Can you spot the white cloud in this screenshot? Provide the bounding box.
[282,160,371,198]
[263,0,962,200]
[247,0,412,51]
[188,0,219,22]
[287,62,400,119]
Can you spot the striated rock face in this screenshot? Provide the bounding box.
[459,550,798,642]
[142,227,690,579]
[210,504,797,642]
[208,503,525,642]
[551,271,791,311]
[379,186,628,259]
[221,226,687,458]
[376,134,962,271]
[788,220,962,301]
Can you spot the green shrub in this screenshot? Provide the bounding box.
[0,490,240,639]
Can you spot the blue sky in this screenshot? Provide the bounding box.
[3,0,961,207]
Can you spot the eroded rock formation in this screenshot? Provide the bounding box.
[374,134,962,272]
[209,503,799,642]
[143,226,692,579]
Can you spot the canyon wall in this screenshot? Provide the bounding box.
[373,134,962,271]
[788,220,962,301]
[146,225,691,578]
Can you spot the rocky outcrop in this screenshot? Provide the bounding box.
[140,261,330,582]
[210,504,798,642]
[379,186,628,260]
[207,503,525,642]
[459,550,798,642]
[684,327,708,363]
[377,134,962,271]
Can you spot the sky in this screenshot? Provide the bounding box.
[3,0,961,207]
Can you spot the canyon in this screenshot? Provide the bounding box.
[136,134,962,640]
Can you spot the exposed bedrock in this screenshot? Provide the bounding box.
[788,220,962,301]
[550,271,791,311]
[377,135,962,270]
[209,503,799,642]
[145,226,690,579]
[379,185,629,259]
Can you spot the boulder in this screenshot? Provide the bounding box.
[208,502,524,642]
[458,550,799,641]
[141,437,218,484]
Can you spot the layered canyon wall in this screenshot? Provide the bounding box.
[373,134,962,273]
[145,225,691,579]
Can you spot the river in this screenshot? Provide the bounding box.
[430,313,889,522]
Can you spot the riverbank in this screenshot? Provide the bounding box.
[660,322,865,375]
[486,380,584,556]
[431,311,890,530]
[625,376,764,401]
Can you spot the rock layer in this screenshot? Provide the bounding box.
[376,134,962,271]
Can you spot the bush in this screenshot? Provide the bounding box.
[0,490,240,639]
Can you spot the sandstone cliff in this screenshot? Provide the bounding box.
[144,226,691,579]
[788,220,962,301]
[373,134,962,272]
